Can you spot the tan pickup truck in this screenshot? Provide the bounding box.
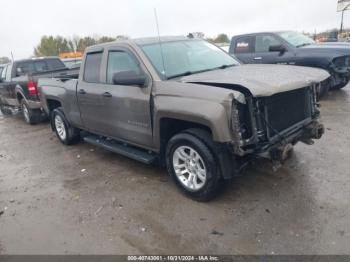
[38,36,328,201]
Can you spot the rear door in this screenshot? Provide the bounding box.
[253,34,295,64]
[0,65,8,104]
[231,36,255,64]
[0,64,16,106]
[76,51,105,133]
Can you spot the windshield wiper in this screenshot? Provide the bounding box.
[296,43,311,48]
[167,71,195,80]
[166,64,236,80]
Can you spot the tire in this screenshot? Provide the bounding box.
[21,100,41,125]
[166,130,223,202]
[333,79,349,90]
[0,104,12,115]
[318,81,330,98]
[52,108,80,145]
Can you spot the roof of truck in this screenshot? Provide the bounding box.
[85,36,192,52]
[13,57,61,63]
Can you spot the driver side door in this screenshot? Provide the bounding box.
[253,34,294,64]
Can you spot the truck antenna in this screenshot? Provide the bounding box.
[154,8,166,78]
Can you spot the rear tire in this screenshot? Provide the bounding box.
[0,104,12,115]
[166,130,223,202]
[52,108,80,145]
[21,100,41,125]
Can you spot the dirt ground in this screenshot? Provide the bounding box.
[0,88,349,255]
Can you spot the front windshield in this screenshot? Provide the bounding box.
[278,31,315,47]
[140,40,240,79]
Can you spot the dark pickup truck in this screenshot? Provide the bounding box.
[0,57,78,124]
[38,37,327,201]
[230,31,350,96]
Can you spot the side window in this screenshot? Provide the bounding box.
[107,51,140,84]
[83,52,103,83]
[255,35,282,53]
[1,66,7,80]
[6,64,12,80]
[234,36,253,54]
[16,62,34,75]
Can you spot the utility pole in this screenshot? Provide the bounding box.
[340,3,350,34]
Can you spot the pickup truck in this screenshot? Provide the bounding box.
[0,57,79,123]
[230,31,350,96]
[38,36,328,201]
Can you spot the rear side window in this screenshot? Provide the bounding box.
[84,52,103,83]
[234,36,254,54]
[16,62,34,75]
[107,51,140,84]
[255,35,282,53]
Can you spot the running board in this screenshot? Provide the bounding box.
[83,135,157,164]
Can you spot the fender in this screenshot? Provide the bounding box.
[152,95,233,150]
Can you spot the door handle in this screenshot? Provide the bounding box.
[78,89,86,95]
[102,92,112,98]
[254,57,262,60]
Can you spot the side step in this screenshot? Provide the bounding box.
[83,135,157,164]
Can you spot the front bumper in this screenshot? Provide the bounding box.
[235,120,324,158]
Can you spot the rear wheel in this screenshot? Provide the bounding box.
[21,100,41,125]
[166,130,223,202]
[52,108,80,145]
[0,104,12,115]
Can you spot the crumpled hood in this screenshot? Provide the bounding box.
[179,64,330,97]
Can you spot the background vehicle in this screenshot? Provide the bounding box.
[38,37,327,201]
[0,57,79,124]
[61,57,82,69]
[230,31,350,96]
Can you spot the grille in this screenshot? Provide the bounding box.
[263,88,311,136]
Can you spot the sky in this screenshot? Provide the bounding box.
[0,0,348,59]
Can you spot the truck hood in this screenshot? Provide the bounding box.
[299,43,350,58]
[179,64,330,97]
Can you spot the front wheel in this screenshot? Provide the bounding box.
[52,108,80,145]
[166,131,223,202]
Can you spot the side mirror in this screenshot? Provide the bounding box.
[269,45,286,53]
[112,70,147,87]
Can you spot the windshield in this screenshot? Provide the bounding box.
[278,31,315,47]
[140,40,240,79]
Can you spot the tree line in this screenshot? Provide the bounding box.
[0,33,231,62]
[33,35,129,57]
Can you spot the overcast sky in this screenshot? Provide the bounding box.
[0,0,347,59]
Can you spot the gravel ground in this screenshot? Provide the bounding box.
[0,88,349,255]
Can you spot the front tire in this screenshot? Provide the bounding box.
[52,108,80,145]
[166,131,223,202]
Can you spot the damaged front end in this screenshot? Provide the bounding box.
[230,84,324,169]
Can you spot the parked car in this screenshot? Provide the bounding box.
[0,57,79,124]
[61,57,82,69]
[38,37,327,201]
[230,31,350,96]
